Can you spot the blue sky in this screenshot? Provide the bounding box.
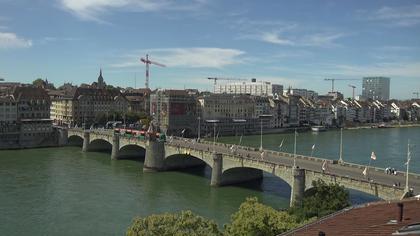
[0,0,419,99]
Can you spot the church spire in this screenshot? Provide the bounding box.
[98,68,105,89]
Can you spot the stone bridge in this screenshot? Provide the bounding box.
[66,129,417,207]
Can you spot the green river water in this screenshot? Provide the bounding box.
[0,127,419,235]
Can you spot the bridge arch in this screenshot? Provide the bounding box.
[221,166,293,190]
[68,135,83,146]
[119,144,146,159]
[88,138,112,152]
[164,154,210,170]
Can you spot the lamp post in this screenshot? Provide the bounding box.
[259,114,273,151]
[339,128,344,163]
[206,119,219,153]
[233,119,246,143]
[293,128,297,167]
[405,140,411,193]
[197,116,201,141]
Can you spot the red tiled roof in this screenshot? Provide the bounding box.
[282,198,420,236]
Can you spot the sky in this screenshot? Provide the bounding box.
[0,0,419,99]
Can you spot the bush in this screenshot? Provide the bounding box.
[289,179,350,220]
[126,210,222,236]
[223,197,301,236]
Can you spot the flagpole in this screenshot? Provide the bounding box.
[293,128,297,168]
[405,139,410,193]
[366,153,373,179]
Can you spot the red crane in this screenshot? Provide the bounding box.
[140,54,166,89]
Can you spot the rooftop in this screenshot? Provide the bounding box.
[282,198,420,236]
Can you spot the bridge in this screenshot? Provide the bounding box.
[63,128,420,207]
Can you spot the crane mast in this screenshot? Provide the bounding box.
[140,54,166,89]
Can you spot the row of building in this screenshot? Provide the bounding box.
[0,72,415,143]
[150,89,420,137]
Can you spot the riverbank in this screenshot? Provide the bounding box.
[345,122,420,130]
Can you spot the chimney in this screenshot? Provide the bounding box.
[397,203,404,222]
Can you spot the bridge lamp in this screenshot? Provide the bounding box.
[259,114,273,151]
[206,119,220,153]
[232,119,246,138]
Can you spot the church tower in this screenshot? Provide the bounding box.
[98,69,105,89]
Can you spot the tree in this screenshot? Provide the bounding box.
[224,197,301,236]
[126,211,222,236]
[289,179,350,220]
[32,78,45,87]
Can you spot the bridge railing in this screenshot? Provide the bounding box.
[195,138,420,180]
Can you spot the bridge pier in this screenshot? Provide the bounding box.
[57,128,68,146]
[82,131,90,152]
[111,134,120,160]
[210,153,223,186]
[143,140,165,172]
[290,167,305,207]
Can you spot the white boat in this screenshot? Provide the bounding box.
[311,126,327,132]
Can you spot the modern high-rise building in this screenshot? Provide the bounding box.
[362,77,390,101]
[215,79,283,97]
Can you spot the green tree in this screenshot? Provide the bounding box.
[289,179,350,220]
[224,197,301,236]
[32,78,45,87]
[126,210,222,236]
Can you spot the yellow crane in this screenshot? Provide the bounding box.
[324,78,360,92]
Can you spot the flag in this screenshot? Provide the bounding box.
[312,144,316,150]
[362,167,367,176]
[279,138,284,148]
[370,151,376,160]
[260,151,265,159]
[405,156,411,166]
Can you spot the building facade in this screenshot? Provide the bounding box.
[215,79,283,97]
[362,77,390,101]
[150,89,197,136]
[50,87,128,127]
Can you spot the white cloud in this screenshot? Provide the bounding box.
[59,0,207,22]
[260,32,295,45]
[111,47,245,69]
[368,5,420,27]
[302,33,345,47]
[324,62,420,78]
[257,31,345,48]
[0,32,32,49]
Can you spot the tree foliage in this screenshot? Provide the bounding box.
[126,210,222,236]
[223,197,301,236]
[32,78,45,87]
[289,179,350,220]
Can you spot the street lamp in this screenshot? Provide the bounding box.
[405,139,411,193]
[232,118,246,138]
[339,128,344,163]
[206,119,219,153]
[293,128,297,167]
[197,117,201,141]
[259,114,272,151]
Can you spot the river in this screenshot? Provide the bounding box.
[0,127,419,235]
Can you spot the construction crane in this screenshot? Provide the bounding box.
[140,54,166,89]
[324,78,359,92]
[414,92,419,99]
[207,77,248,93]
[348,84,356,99]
